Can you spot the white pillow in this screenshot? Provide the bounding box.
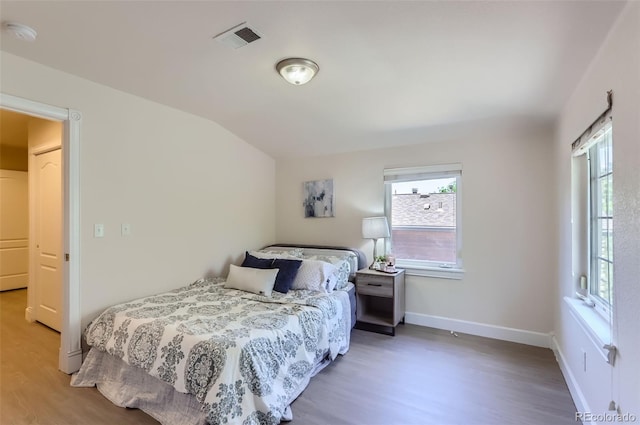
[224,264,278,297]
[258,247,304,258]
[325,270,339,292]
[303,254,351,290]
[291,259,338,293]
[248,250,300,260]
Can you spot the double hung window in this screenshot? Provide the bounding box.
[384,164,462,277]
[588,124,614,312]
[573,115,613,317]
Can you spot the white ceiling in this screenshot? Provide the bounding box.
[0,1,626,159]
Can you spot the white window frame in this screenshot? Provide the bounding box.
[572,116,613,322]
[587,124,613,319]
[384,163,464,279]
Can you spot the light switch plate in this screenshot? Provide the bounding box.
[94,224,104,238]
[121,223,131,236]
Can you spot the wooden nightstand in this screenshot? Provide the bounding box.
[355,268,405,336]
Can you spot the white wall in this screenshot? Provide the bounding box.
[0,52,276,329]
[276,119,556,338]
[553,2,639,419]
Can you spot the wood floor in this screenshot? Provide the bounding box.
[1,289,577,425]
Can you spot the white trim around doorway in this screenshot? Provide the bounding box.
[0,93,82,374]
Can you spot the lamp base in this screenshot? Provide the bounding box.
[369,237,379,270]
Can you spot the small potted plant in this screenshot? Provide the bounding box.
[374,254,396,272]
[374,255,387,270]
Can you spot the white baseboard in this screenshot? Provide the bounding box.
[550,335,591,421]
[59,348,83,374]
[405,311,552,348]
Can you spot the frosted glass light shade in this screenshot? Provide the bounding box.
[362,217,390,239]
[276,58,319,85]
[4,22,37,42]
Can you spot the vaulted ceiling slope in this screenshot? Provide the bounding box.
[0,1,626,159]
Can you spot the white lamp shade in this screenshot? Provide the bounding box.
[276,58,319,85]
[362,216,390,239]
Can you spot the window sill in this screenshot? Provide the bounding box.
[564,296,610,360]
[397,263,465,280]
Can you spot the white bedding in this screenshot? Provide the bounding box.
[72,277,351,425]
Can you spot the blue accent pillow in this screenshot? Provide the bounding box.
[241,251,273,269]
[271,258,302,293]
[240,252,302,293]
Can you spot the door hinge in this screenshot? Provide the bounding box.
[65,253,70,262]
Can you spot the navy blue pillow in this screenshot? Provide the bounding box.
[271,258,302,294]
[241,252,273,269]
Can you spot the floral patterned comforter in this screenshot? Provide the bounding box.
[80,277,351,425]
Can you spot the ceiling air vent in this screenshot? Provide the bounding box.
[214,22,261,49]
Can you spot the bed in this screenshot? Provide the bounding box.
[71,245,366,425]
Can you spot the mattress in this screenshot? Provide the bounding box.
[345,282,356,328]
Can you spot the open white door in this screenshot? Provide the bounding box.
[34,148,62,332]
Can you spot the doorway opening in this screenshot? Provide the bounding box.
[1,110,63,331]
[0,93,81,373]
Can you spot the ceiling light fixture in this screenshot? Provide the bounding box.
[276,58,319,85]
[3,22,37,42]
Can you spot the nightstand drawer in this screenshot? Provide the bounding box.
[356,278,393,297]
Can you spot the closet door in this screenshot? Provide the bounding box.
[34,148,62,332]
[0,170,29,291]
